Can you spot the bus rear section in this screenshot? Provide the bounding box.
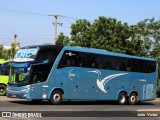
[0,60,10,96]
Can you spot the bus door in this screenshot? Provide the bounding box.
[29,72,45,99]
[139,79,154,100]
[141,75,154,100]
[57,50,87,99]
[140,79,147,100]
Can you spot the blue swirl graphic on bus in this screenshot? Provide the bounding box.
[88,70,128,93]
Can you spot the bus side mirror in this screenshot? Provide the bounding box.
[24,60,49,72]
[0,62,10,70]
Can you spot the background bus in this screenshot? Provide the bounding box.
[0,59,10,96]
[7,45,158,105]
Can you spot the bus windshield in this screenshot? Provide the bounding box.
[8,45,63,87]
[8,67,30,86]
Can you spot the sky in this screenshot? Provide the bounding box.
[0,0,160,47]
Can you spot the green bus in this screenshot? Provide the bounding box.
[0,59,10,96]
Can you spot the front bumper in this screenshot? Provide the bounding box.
[7,86,31,99]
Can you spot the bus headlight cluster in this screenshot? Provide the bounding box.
[21,88,30,92]
[23,94,27,97]
[21,88,27,92]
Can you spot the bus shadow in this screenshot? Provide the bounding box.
[62,101,155,105]
[9,100,155,106]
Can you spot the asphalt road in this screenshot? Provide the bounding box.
[0,96,160,120]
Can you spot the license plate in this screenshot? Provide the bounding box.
[11,94,16,98]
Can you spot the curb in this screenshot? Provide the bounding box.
[0,96,25,101]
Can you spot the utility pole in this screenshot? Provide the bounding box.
[14,34,17,46]
[48,15,63,45]
[13,34,20,49]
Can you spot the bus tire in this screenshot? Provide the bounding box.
[117,92,127,105]
[50,91,62,105]
[128,93,137,105]
[0,85,6,96]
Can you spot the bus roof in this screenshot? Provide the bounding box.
[63,46,156,61]
[20,45,63,50]
[19,45,156,61]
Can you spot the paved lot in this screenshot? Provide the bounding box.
[0,96,160,120]
[1,96,160,101]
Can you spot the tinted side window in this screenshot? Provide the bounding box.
[58,50,77,68]
[110,56,120,70]
[145,60,156,73]
[119,58,127,71]
[57,50,156,73]
[0,64,10,76]
[78,52,93,68]
[126,58,156,73]
[94,55,106,69]
[36,49,61,64]
[151,61,156,72]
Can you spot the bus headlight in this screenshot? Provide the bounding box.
[21,88,27,92]
[21,87,31,92]
[23,94,27,97]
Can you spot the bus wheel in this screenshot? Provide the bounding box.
[117,92,127,105]
[128,93,137,105]
[0,85,6,96]
[50,91,62,105]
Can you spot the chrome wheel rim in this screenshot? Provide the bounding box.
[130,95,136,103]
[0,88,4,94]
[53,93,60,102]
[120,95,125,103]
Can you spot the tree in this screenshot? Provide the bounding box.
[90,17,131,54]
[56,32,69,46]
[136,18,160,55]
[3,49,8,60]
[70,19,91,47]
[70,16,146,55]
[7,49,11,60]
[69,16,160,57]
[11,43,16,59]
[136,18,160,78]
[125,25,148,56]
[0,44,4,58]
